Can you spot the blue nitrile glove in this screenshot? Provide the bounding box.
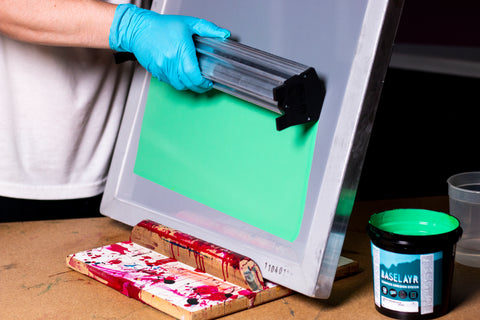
[109,4,230,93]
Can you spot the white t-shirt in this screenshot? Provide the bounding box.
[0,0,144,200]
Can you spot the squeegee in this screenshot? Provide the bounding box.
[194,36,326,131]
[115,37,326,131]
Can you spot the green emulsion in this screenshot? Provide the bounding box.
[134,79,318,242]
[369,209,460,236]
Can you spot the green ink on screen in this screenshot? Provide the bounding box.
[134,79,318,242]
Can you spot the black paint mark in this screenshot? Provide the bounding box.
[187,298,199,305]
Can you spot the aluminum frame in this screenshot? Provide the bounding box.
[101,0,403,298]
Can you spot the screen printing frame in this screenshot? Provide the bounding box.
[101,0,403,298]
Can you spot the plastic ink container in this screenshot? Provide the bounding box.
[367,209,462,319]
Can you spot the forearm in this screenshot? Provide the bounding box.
[0,0,115,48]
[1,1,231,93]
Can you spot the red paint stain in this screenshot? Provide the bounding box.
[209,291,230,301]
[139,268,163,276]
[194,251,206,273]
[190,285,236,302]
[238,289,255,298]
[194,285,219,295]
[136,220,263,286]
[109,259,122,265]
[238,289,258,307]
[107,242,131,254]
[85,264,141,299]
[144,257,177,266]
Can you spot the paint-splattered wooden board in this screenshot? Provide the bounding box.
[67,241,291,320]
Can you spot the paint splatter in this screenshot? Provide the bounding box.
[106,243,131,254]
[109,259,122,265]
[164,276,175,284]
[67,241,279,314]
[187,298,199,305]
[134,220,265,289]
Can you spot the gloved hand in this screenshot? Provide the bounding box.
[109,4,230,93]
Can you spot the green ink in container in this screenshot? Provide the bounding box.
[367,209,462,319]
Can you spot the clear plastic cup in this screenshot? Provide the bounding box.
[447,172,480,267]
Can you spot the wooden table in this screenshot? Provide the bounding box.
[1,196,479,319]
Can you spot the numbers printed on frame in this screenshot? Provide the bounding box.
[265,262,289,276]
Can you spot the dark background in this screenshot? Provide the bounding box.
[356,1,480,200]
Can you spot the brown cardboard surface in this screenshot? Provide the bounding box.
[1,196,479,320]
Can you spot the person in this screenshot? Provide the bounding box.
[0,0,230,221]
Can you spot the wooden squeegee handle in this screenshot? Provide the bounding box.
[130,220,265,291]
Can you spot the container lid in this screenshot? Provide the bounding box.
[367,209,462,253]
